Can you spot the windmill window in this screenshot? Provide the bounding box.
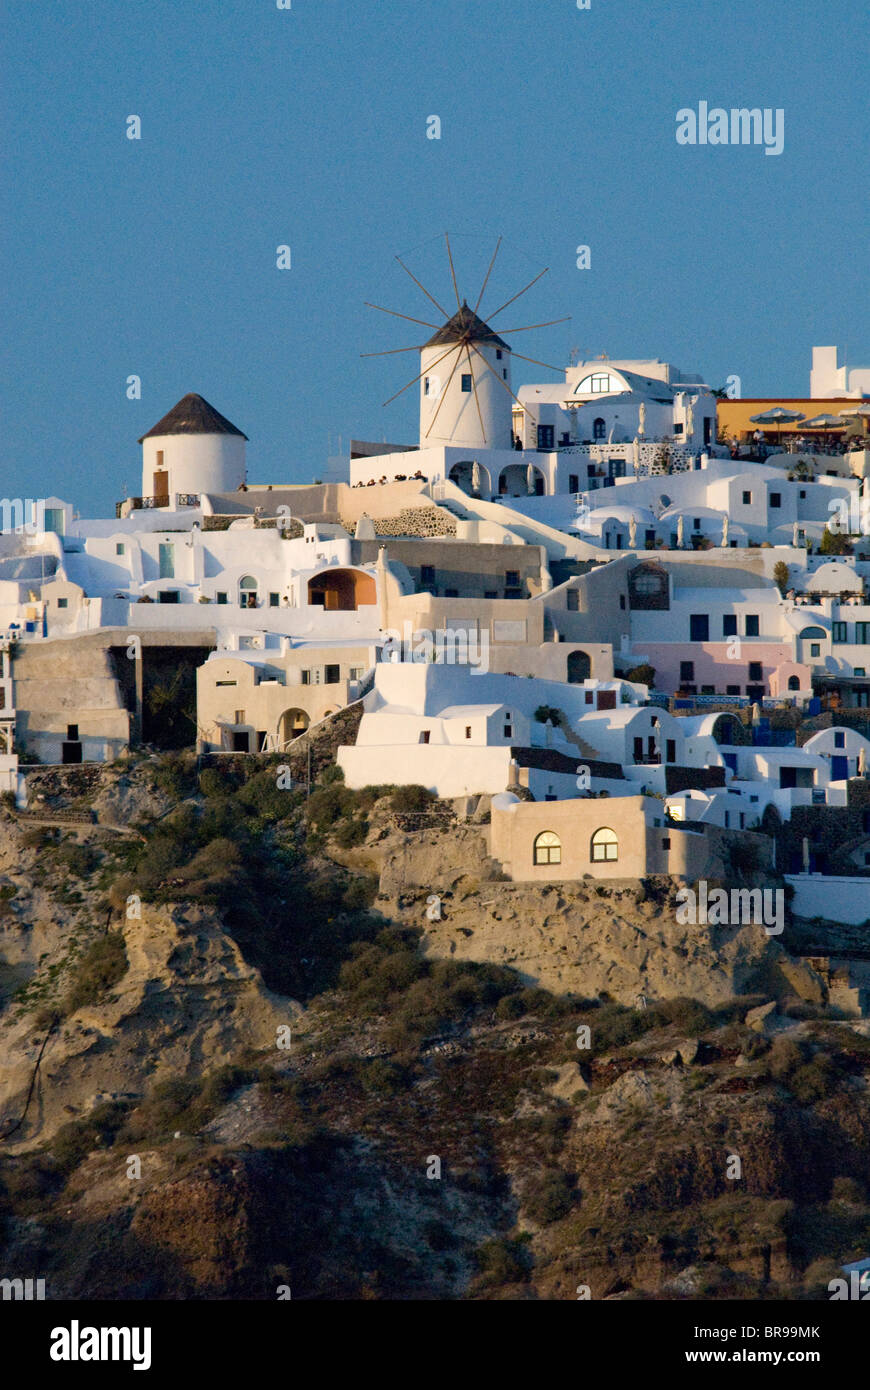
[591,827,618,862]
[424,377,432,396]
[461,374,472,393]
[496,350,503,360]
[534,831,562,865]
[503,369,508,379]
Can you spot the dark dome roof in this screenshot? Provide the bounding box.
[139,393,248,443]
[424,301,510,350]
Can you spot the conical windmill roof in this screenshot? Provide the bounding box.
[139,392,248,443]
[424,301,510,350]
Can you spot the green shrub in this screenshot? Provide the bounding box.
[522,1169,574,1224]
[390,785,436,813]
[63,933,128,1016]
[472,1236,532,1287]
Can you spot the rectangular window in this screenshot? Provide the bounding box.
[234,710,245,724]
[324,664,340,684]
[420,730,430,744]
[748,661,763,681]
[269,592,279,607]
[461,374,472,393]
[420,565,435,587]
[216,592,227,605]
[834,730,845,748]
[742,490,752,505]
[661,837,671,849]
[726,684,740,695]
[633,736,643,761]
[503,724,512,739]
[832,622,848,643]
[810,642,820,657]
[505,571,520,587]
[496,349,502,360]
[692,518,701,531]
[67,724,79,741]
[569,474,579,493]
[156,450,164,467]
[158,590,179,603]
[674,423,684,436]
[57,597,68,609]
[465,726,472,739]
[666,739,676,762]
[770,492,781,508]
[855,623,868,644]
[215,680,237,687]
[723,614,738,636]
[680,661,694,681]
[690,614,709,642]
[745,614,759,636]
[701,685,715,695]
[301,670,311,685]
[116,542,126,555]
[537,425,554,450]
[566,589,579,611]
[424,377,431,395]
[158,542,175,578]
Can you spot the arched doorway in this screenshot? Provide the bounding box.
[239,575,258,609]
[279,708,309,746]
[498,463,545,497]
[307,568,377,611]
[448,460,491,497]
[567,649,591,683]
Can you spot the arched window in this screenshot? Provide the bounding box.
[534,830,562,865]
[575,372,623,395]
[239,575,258,609]
[787,675,800,691]
[591,827,618,862]
[593,417,606,440]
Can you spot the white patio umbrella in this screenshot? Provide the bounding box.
[526,462,536,495]
[676,514,685,547]
[751,702,763,725]
[632,436,640,472]
[629,514,637,548]
[686,402,695,438]
[858,745,867,777]
[750,407,806,447]
[471,460,481,494]
[793,520,800,547]
[638,402,646,436]
[721,514,729,546]
[803,413,846,452]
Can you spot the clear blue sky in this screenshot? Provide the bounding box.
[2,0,866,516]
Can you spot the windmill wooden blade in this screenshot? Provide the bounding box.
[425,345,464,437]
[468,341,534,420]
[473,236,502,314]
[464,342,487,444]
[383,342,458,407]
[444,232,463,311]
[485,267,549,321]
[365,301,438,329]
[509,349,564,372]
[360,344,425,358]
[395,256,450,318]
[498,317,571,334]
